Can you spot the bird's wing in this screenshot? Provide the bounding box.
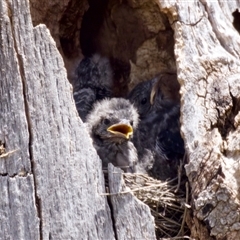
[76,54,114,89]
[134,104,184,160]
[153,105,185,161]
[156,127,185,160]
[73,88,96,122]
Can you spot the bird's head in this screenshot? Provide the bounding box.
[86,98,139,144]
[76,54,114,92]
[150,73,180,106]
[128,78,157,118]
[128,72,179,118]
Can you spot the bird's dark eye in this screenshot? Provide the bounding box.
[104,119,110,125]
[130,120,133,126]
[141,98,147,105]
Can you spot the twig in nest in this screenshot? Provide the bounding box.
[175,160,183,193]
[101,181,170,196]
[175,152,188,193]
[177,181,190,237]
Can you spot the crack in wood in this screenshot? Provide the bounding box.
[5,1,43,238]
[106,193,118,240]
[0,171,31,178]
[180,15,204,27]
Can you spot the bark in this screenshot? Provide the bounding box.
[160,1,240,239]
[0,0,114,239]
[1,0,240,239]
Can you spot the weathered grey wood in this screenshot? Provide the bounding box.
[108,164,156,240]
[160,0,240,239]
[0,0,31,176]
[0,175,39,240]
[1,0,115,239]
[0,0,39,239]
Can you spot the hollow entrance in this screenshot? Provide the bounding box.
[58,0,176,96]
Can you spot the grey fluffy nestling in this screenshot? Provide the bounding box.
[86,98,139,173]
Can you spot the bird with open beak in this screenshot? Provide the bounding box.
[128,72,185,180]
[85,98,139,173]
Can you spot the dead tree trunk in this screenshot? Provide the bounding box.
[161,1,240,239]
[1,0,240,239]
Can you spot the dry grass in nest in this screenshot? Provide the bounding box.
[103,161,191,239]
[122,171,191,239]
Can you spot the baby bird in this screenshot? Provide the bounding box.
[128,78,157,118]
[73,54,114,121]
[85,98,139,173]
[128,72,180,118]
[128,72,184,180]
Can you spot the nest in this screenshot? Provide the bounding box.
[104,160,191,239]
[123,171,191,239]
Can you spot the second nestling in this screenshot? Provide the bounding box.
[128,72,185,180]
